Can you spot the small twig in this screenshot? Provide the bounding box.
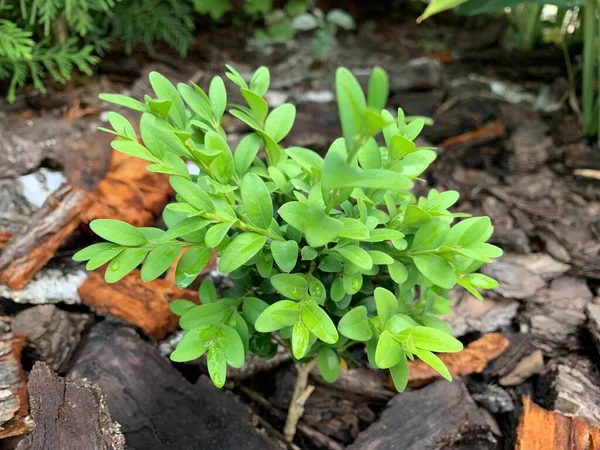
[283,359,318,442]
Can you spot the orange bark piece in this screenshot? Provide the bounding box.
[389,332,510,390]
[78,270,200,340]
[0,331,30,438]
[439,121,506,153]
[516,397,600,450]
[0,185,91,290]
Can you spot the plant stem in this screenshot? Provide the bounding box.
[283,359,317,442]
[522,4,542,51]
[582,0,597,135]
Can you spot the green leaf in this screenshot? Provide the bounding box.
[218,233,267,273]
[141,243,180,282]
[401,326,463,352]
[338,306,372,341]
[170,330,207,362]
[292,321,310,359]
[336,67,366,150]
[367,67,388,110]
[335,245,373,271]
[85,248,124,271]
[199,278,218,303]
[271,240,299,273]
[411,218,450,251]
[243,297,269,325]
[331,277,346,302]
[220,325,245,368]
[207,346,227,388]
[209,76,227,122]
[241,88,268,125]
[104,248,149,283]
[357,138,382,170]
[169,177,214,213]
[205,223,233,248]
[255,300,300,332]
[73,243,121,261]
[404,118,425,140]
[99,93,147,112]
[90,219,147,247]
[111,140,155,162]
[389,134,416,160]
[338,218,370,240]
[364,228,405,242]
[301,300,338,344]
[250,66,270,96]
[301,246,318,260]
[170,299,197,316]
[180,303,230,330]
[444,217,492,247]
[374,287,398,325]
[264,104,296,143]
[375,330,404,369]
[418,0,469,22]
[389,355,409,392]
[466,273,499,289]
[368,250,394,265]
[307,275,326,304]
[392,150,436,178]
[411,254,457,289]
[285,147,324,174]
[270,273,307,300]
[175,246,212,288]
[388,260,408,284]
[234,133,261,177]
[326,8,355,29]
[415,348,452,381]
[149,71,187,128]
[241,173,273,228]
[318,347,340,382]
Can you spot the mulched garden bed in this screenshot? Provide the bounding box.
[0,11,599,450]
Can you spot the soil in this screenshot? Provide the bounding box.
[1,8,599,450]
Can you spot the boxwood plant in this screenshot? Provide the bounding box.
[74,65,502,393]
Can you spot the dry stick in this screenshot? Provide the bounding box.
[283,359,318,442]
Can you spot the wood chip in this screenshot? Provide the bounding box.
[499,350,544,386]
[0,184,90,291]
[0,318,31,439]
[515,397,600,449]
[349,379,499,450]
[16,362,125,450]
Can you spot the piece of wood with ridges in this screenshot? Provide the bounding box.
[515,397,600,450]
[0,184,90,290]
[0,325,30,439]
[439,121,506,155]
[77,270,199,340]
[16,362,125,450]
[390,333,510,390]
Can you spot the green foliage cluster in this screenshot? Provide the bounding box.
[74,65,502,389]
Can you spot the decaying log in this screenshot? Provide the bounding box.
[538,359,600,427]
[16,362,125,450]
[12,305,90,373]
[515,397,600,450]
[392,333,509,389]
[0,318,31,438]
[81,151,172,227]
[68,322,277,450]
[348,380,499,450]
[78,270,198,340]
[525,277,592,354]
[0,184,90,290]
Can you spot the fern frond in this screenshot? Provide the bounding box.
[0,19,34,60]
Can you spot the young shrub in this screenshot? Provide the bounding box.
[75,65,502,391]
